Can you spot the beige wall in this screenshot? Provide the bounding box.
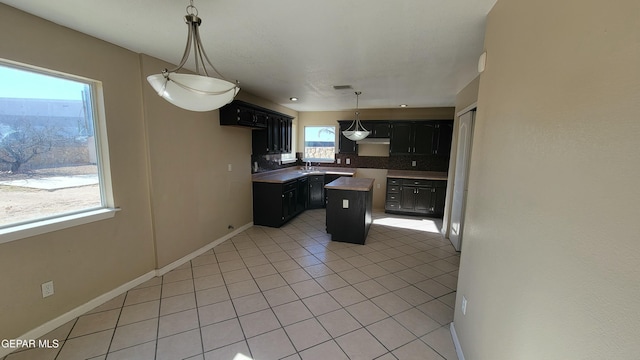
[0,4,291,340]
[140,55,256,268]
[0,5,155,339]
[454,1,640,359]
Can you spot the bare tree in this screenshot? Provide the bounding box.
[0,119,59,173]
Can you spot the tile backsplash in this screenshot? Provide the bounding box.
[251,152,449,174]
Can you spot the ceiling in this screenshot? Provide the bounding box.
[2,0,496,112]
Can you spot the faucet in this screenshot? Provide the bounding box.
[306,161,311,171]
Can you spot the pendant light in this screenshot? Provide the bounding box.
[147,0,240,112]
[342,91,370,141]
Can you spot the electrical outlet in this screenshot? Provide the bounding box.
[42,281,54,298]
[342,199,349,208]
[461,296,467,315]
[346,158,350,165]
[377,183,381,189]
[337,158,341,164]
[411,160,417,167]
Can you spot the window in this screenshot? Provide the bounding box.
[304,126,336,162]
[0,60,114,242]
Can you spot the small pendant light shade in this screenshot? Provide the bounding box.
[342,91,370,141]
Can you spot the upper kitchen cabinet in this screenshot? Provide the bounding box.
[360,121,390,138]
[253,114,293,155]
[432,121,453,157]
[338,121,357,154]
[389,120,453,157]
[220,100,293,155]
[219,100,269,128]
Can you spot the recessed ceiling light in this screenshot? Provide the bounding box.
[290,97,298,101]
[399,104,408,108]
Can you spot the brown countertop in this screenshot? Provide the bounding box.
[325,177,374,192]
[387,170,448,181]
[252,167,357,184]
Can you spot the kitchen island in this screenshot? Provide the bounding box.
[325,177,374,245]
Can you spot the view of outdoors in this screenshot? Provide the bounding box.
[304,126,335,161]
[0,63,102,227]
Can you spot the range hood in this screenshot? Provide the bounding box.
[356,138,390,145]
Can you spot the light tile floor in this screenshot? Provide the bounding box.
[4,210,460,360]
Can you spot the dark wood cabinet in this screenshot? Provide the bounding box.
[253,177,307,227]
[252,113,294,155]
[219,100,268,129]
[221,100,293,155]
[385,178,447,217]
[389,120,453,157]
[297,176,308,212]
[389,122,413,154]
[308,175,325,209]
[337,121,357,154]
[361,121,391,138]
[432,122,453,157]
[253,173,353,227]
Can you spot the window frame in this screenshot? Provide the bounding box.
[302,125,337,163]
[0,59,118,244]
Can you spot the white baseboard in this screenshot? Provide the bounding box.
[156,222,253,276]
[1,222,253,358]
[0,270,155,358]
[450,322,466,360]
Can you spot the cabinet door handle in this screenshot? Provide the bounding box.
[432,188,436,193]
[408,147,411,153]
[282,194,285,198]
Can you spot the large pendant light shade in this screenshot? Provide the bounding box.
[342,91,370,141]
[147,1,239,112]
[147,73,239,112]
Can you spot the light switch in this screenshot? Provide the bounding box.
[337,158,341,164]
[342,199,349,208]
[227,164,232,172]
[411,161,416,167]
[346,158,351,165]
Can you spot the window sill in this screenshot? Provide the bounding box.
[0,208,120,245]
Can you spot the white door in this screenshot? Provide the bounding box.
[449,110,475,251]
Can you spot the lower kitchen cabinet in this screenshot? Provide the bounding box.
[385,178,447,217]
[253,173,354,227]
[253,178,307,227]
[308,175,325,209]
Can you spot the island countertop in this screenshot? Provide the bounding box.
[325,177,374,192]
[386,170,448,181]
